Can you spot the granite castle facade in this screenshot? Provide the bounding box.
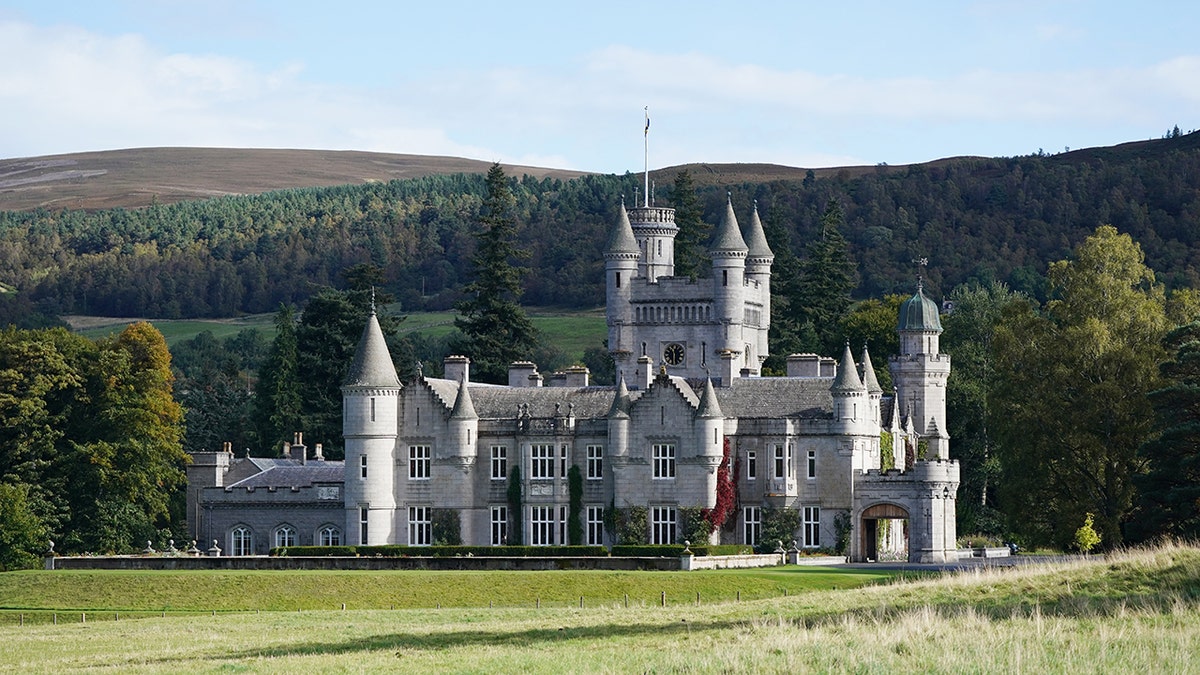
[188,198,959,562]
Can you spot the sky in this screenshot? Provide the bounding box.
[1,1,1198,173]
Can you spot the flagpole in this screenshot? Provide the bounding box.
[643,106,650,208]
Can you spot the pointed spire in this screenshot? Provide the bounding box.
[709,193,748,253]
[608,375,631,418]
[696,377,724,419]
[343,312,400,388]
[859,344,882,395]
[743,200,773,259]
[831,341,865,393]
[449,374,477,420]
[605,200,640,255]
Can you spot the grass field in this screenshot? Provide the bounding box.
[2,546,1200,672]
[69,306,607,365]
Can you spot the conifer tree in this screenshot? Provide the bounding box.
[253,304,302,454]
[452,164,541,383]
[795,200,857,356]
[669,169,709,279]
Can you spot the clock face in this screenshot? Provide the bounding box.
[663,343,686,366]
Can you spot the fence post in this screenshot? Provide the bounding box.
[624,593,628,608]
[661,591,666,607]
[579,596,584,608]
[81,613,86,624]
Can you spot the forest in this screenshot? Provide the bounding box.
[0,131,1198,324]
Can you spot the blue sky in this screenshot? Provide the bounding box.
[2,1,1198,172]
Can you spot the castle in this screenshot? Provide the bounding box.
[188,197,959,563]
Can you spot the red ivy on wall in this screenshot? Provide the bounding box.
[702,437,737,534]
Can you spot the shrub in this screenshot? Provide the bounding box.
[431,509,461,546]
[611,544,686,557]
[1074,513,1101,553]
[271,546,355,557]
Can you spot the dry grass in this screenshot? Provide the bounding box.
[2,544,1199,673]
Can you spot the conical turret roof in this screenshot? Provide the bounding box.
[696,378,724,419]
[343,311,400,388]
[608,375,631,419]
[449,375,477,420]
[859,345,883,395]
[743,202,773,259]
[605,202,640,255]
[831,342,865,393]
[709,195,748,253]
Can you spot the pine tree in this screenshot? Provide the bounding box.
[795,200,857,356]
[253,304,302,454]
[1132,321,1200,540]
[452,164,541,383]
[669,170,709,279]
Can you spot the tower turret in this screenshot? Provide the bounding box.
[890,279,951,460]
[629,205,678,281]
[606,202,640,383]
[710,196,748,358]
[831,342,868,431]
[743,201,773,370]
[342,309,401,545]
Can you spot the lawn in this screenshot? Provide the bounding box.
[69,307,607,365]
[2,546,1199,672]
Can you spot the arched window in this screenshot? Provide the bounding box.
[232,527,253,556]
[274,526,295,548]
[320,526,341,546]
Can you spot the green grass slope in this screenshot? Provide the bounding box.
[1,545,1199,672]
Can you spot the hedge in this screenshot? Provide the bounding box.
[610,544,687,557]
[270,545,608,558]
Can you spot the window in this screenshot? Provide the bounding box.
[807,450,816,479]
[359,507,369,544]
[722,269,728,287]
[409,506,431,546]
[615,272,621,288]
[274,526,295,548]
[560,445,568,477]
[232,526,252,556]
[490,446,508,480]
[530,444,554,479]
[409,445,430,480]
[652,444,676,479]
[803,506,821,548]
[370,396,376,422]
[559,506,567,545]
[587,506,605,546]
[319,526,341,546]
[587,445,603,480]
[744,507,761,546]
[773,444,786,479]
[530,505,555,546]
[746,451,757,480]
[491,506,508,546]
[360,454,368,479]
[651,506,677,545]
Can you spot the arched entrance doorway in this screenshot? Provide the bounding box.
[861,503,909,562]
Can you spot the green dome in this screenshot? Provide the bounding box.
[898,285,942,332]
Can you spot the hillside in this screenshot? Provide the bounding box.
[0,132,1198,324]
[0,147,588,211]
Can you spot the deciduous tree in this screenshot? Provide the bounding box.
[992,226,1166,549]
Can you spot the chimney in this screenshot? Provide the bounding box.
[636,355,653,390]
[787,353,821,378]
[289,432,307,465]
[314,443,324,461]
[561,365,589,388]
[819,357,837,378]
[444,355,470,384]
[508,361,540,388]
[719,351,737,387]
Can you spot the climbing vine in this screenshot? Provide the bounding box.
[506,465,523,545]
[567,465,583,545]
